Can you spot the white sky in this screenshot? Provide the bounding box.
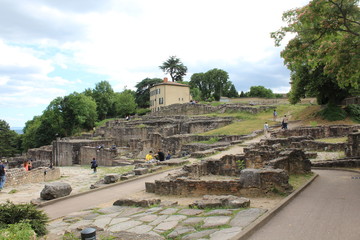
[0,0,310,127]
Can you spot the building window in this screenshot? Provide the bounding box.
[159,98,163,104]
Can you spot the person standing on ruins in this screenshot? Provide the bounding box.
[0,160,6,191]
[264,122,269,138]
[282,115,289,129]
[273,109,278,121]
[91,158,98,173]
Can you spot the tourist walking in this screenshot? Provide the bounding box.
[0,160,6,191]
[264,122,269,138]
[91,158,98,173]
[282,115,289,129]
[273,109,278,121]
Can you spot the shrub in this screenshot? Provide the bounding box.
[0,201,48,236]
[317,104,346,121]
[346,104,360,123]
[0,222,35,240]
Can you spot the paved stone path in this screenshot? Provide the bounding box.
[247,169,360,240]
[46,205,266,240]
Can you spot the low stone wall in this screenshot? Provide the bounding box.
[312,158,360,168]
[271,125,360,139]
[147,168,291,197]
[266,149,311,174]
[150,103,273,117]
[346,132,360,158]
[291,140,346,152]
[5,167,61,187]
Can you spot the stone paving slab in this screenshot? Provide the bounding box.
[46,206,267,239]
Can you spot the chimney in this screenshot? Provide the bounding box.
[163,77,168,83]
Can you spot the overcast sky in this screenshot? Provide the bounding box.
[0,0,310,128]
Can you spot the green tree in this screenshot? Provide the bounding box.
[225,83,239,98]
[91,81,115,120]
[112,91,137,117]
[248,86,275,98]
[22,116,42,150]
[272,0,359,104]
[61,92,97,136]
[135,78,163,108]
[205,69,229,101]
[190,73,210,100]
[159,56,188,82]
[0,120,20,157]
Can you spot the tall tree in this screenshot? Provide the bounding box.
[0,120,20,157]
[135,78,163,108]
[112,91,137,117]
[248,86,275,98]
[92,81,115,120]
[159,56,188,82]
[272,0,359,104]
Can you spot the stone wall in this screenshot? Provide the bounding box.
[79,147,117,166]
[52,139,113,166]
[271,125,360,139]
[346,132,360,158]
[5,167,60,187]
[291,140,346,152]
[27,145,52,161]
[266,149,311,174]
[149,103,274,117]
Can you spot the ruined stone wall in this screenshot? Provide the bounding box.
[291,141,346,152]
[150,103,274,117]
[5,167,60,187]
[79,147,117,166]
[27,145,52,161]
[52,139,113,166]
[271,125,360,139]
[148,167,291,197]
[266,149,311,174]
[346,132,360,158]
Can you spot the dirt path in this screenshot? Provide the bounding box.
[247,169,360,240]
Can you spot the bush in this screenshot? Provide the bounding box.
[0,201,48,236]
[346,104,360,122]
[317,104,346,121]
[0,222,35,240]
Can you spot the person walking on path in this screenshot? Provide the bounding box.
[0,160,6,191]
[282,115,289,129]
[273,110,278,121]
[90,158,98,173]
[264,122,269,138]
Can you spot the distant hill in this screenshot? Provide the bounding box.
[11,127,23,134]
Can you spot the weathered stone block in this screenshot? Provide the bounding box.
[113,198,161,207]
[134,168,149,175]
[104,174,120,184]
[40,182,72,200]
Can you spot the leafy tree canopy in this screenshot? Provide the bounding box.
[135,78,163,108]
[0,120,20,157]
[112,91,137,117]
[248,86,275,98]
[159,56,188,82]
[272,0,360,104]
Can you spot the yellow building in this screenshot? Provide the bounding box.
[150,78,191,112]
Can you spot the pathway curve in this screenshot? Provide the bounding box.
[247,169,360,240]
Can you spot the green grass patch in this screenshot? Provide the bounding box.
[135,124,147,128]
[98,166,134,177]
[289,172,315,189]
[316,137,347,143]
[8,189,18,194]
[95,118,117,127]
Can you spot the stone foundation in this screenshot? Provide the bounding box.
[5,167,61,187]
[271,125,360,139]
[346,132,360,158]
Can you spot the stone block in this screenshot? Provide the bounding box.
[113,198,161,208]
[104,174,120,184]
[134,168,149,175]
[40,182,72,200]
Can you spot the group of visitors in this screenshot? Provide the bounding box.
[145,149,171,163]
[264,110,289,137]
